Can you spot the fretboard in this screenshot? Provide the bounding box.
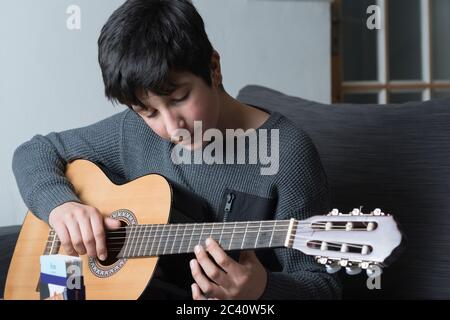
[109,220,294,258]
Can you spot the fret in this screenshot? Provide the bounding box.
[121,227,130,258]
[228,222,236,250]
[137,225,146,257]
[259,222,275,248]
[149,224,159,256]
[179,224,187,254]
[132,225,143,257]
[49,230,59,254]
[218,222,225,247]
[198,223,205,247]
[220,222,231,250]
[170,224,180,254]
[241,222,248,249]
[187,224,195,253]
[271,230,287,248]
[155,224,164,256]
[209,223,215,242]
[136,225,146,256]
[143,224,153,257]
[254,221,262,249]
[241,221,258,249]
[162,224,170,255]
[269,221,276,247]
[126,225,137,258]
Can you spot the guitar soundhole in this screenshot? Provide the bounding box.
[88,209,136,278]
[99,220,128,267]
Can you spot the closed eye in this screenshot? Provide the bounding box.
[171,91,190,104]
[146,110,158,118]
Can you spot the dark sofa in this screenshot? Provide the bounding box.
[1,85,449,299]
[237,85,450,299]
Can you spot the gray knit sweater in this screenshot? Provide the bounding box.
[12,108,341,300]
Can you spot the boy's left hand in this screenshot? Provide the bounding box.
[190,238,267,300]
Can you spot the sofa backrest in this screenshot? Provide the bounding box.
[237,85,450,299]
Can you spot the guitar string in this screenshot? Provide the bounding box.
[45,222,373,254]
[87,219,373,235]
[97,240,367,256]
[46,222,373,240]
[45,231,369,253]
[45,239,367,255]
[45,225,372,243]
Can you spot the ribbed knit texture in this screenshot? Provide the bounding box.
[12,108,341,300]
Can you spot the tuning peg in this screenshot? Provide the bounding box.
[316,257,328,265]
[372,208,385,216]
[345,266,362,275]
[328,209,340,216]
[325,262,341,274]
[366,264,383,278]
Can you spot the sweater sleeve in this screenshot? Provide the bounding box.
[12,111,129,223]
[260,127,342,300]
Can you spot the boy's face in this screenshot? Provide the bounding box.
[132,70,221,150]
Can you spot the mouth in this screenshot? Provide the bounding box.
[170,135,184,144]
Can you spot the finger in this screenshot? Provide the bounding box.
[205,238,239,274]
[54,223,76,256]
[104,217,121,230]
[194,244,230,287]
[78,216,97,258]
[90,214,107,260]
[65,219,87,255]
[191,283,207,300]
[189,259,223,299]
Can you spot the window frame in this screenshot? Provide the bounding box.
[332,0,450,103]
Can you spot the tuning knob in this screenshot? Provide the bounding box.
[345,266,362,275]
[328,209,340,216]
[372,208,385,216]
[366,265,383,277]
[325,262,341,274]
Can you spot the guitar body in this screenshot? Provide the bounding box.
[5,160,209,300]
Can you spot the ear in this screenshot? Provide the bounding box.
[210,50,223,88]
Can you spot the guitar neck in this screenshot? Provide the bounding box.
[112,219,296,258]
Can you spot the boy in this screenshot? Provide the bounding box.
[12,0,341,299]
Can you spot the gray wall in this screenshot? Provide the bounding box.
[0,0,331,227]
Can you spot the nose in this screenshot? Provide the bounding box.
[163,111,185,142]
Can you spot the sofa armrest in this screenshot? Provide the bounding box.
[0,226,21,299]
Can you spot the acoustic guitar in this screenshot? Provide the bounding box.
[5,160,403,300]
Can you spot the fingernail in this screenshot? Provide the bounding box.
[205,238,212,246]
[194,245,201,254]
[190,259,196,268]
[99,254,106,261]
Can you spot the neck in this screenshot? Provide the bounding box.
[216,91,269,134]
[111,219,295,259]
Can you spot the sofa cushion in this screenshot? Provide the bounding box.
[237,85,450,299]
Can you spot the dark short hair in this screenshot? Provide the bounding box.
[98,0,217,107]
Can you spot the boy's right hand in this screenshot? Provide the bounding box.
[48,201,121,261]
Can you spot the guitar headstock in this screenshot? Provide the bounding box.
[290,208,404,277]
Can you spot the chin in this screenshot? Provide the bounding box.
[178,139,206,151]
